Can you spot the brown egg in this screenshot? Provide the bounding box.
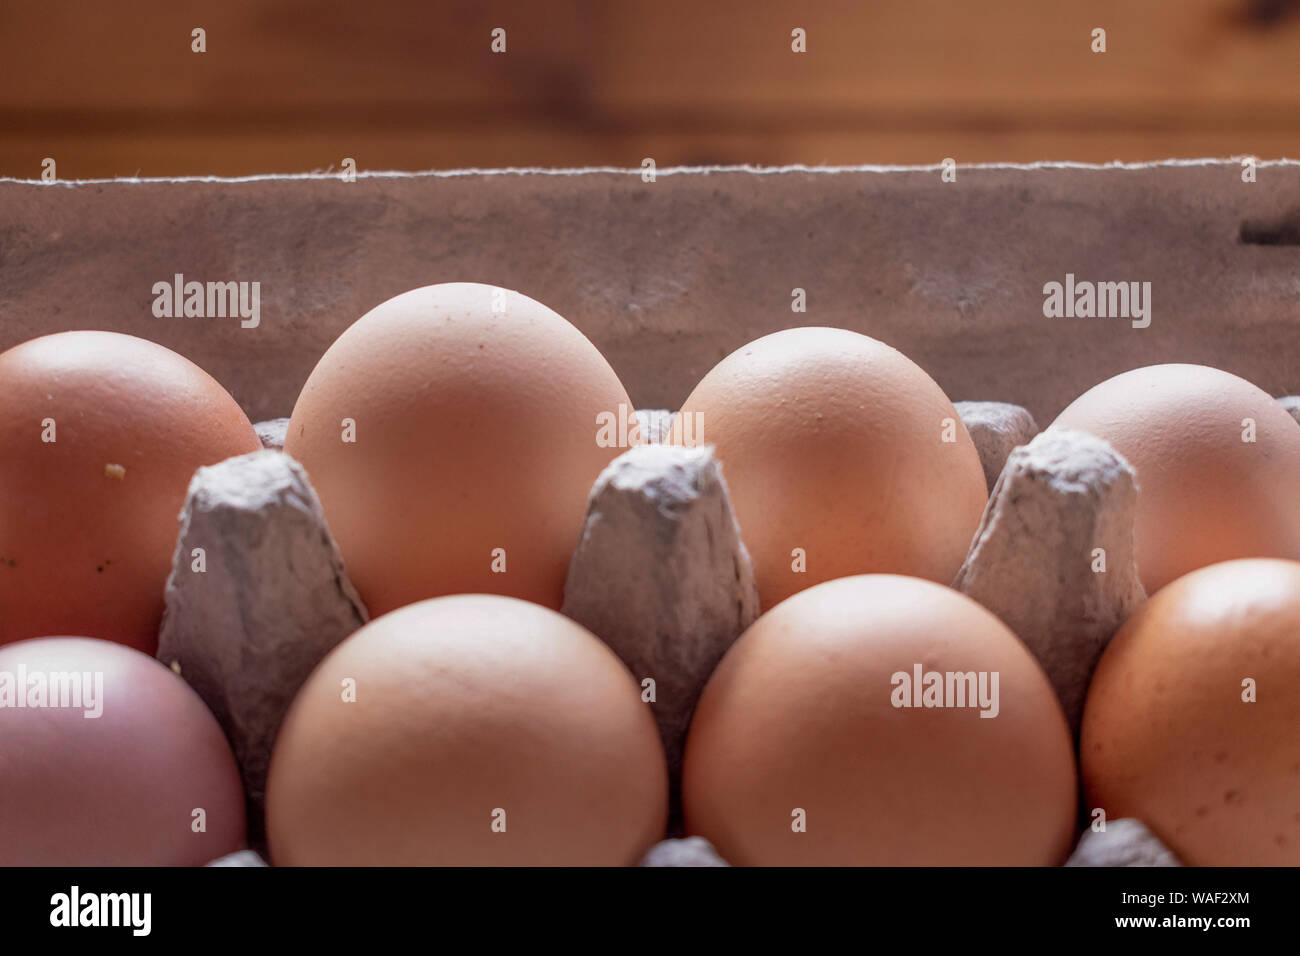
[0,637,246,865]
[0,332,262,653]
[285,283,634,616]
[681,575,1077,865]
[266,595,667,865]
[1052,364,1300,594]
[1081,558,1300,865]
[674,328,987,609]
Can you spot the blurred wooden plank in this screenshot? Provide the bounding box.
[3,0,1300,177]
[0,0,591,111]
[3,0,1299,116]
[590,0,1300,112]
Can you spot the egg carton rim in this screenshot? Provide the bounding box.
[3,156,1298,188]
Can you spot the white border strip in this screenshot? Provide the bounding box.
[1,157,1296,187]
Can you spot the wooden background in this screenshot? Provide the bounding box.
[2,0,1300,178]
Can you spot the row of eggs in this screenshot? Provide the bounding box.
[1,282,1299,865]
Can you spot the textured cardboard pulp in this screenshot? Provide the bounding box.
[2,160,1296,422]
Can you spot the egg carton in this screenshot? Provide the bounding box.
[11,163,1295,867]
[157,395,1299,867]
[5,162,1298,431]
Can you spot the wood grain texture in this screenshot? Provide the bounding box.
[1,0,1299,175]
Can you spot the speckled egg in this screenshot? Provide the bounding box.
[284,283,635,616]
[1052,364,1300,594]
[1081,558,1300,865]
[674,328,988,609]
[682,575,1077,865]
[0,332,262,653]
[266,595,667,865]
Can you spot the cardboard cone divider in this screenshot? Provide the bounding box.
[157,450,368,853]
[160,401,1205,866]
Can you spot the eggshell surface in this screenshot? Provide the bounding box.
[681,575,1077,865]
[1052,364,1300,594]
[284,283,634,616]
[0,332,262,653]
[0,637,247,865]
[1081,558,1300,866]
[674,328,987,609]
[266,594,668,865]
